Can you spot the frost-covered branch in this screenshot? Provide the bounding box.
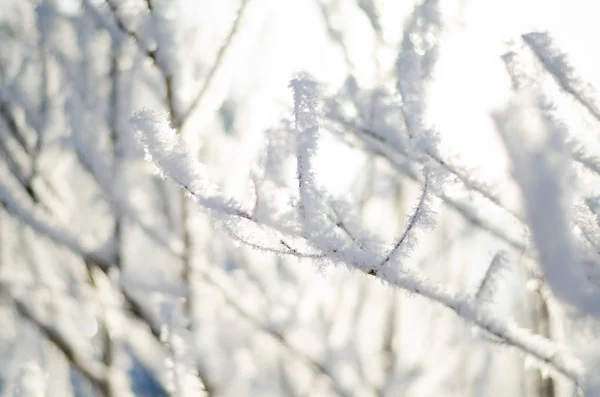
[132,109,326,263]
[291,74,322,223]
[329,113,523,222]
[372,171,434,274]
[131,102,584,386]
[325,117,529,252]
[131,109,254,222]
[523,32,600,124]
[494,91,600,318]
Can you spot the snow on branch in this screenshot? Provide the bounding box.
[131,109,249,220]
[290,73,320,132]
[132,84,586,386]
[131,109,321,257]
[494,91,600,317]
[372,170,436,275]
[383,270,583,384]
[131,109,325,260]
[290,73,321,222]
[523,32,600,124]
[290,75,388,269]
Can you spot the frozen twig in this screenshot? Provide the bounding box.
[371,171,433,275]
[523,32,600,124]
[132,102,584,386]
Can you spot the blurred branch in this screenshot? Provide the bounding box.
[0,181,112,269]
[180,0,252,128]
[178,200,219,396]
[29,15,50,187]
[198,267,352,397]
[0,63,31,153]
[12,294,110,396]
[0,98,30,154]
[102,38,122,397]
[0,100,42,204]
[315,0,354,73]
[474,252,507,302]
[103,0,178,126]
[378,295,401,397]
[357,0,382,38]
[0,181,173,394]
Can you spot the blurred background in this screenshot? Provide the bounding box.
[1,0,599,396]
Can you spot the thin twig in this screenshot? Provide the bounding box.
[375,172,429,272]
[523,32,600,124]
[180,0,252,127]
